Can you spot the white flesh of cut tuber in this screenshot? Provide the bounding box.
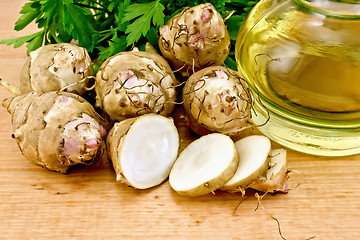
[169,133,239,197]
[221,135,271,193]
[106,114,179,189]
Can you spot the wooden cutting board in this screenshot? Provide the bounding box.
[1,1,360,239]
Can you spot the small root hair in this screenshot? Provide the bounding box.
[59,76,96,92]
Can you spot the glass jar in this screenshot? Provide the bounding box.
[235,0,360,156]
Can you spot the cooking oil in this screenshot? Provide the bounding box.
[236,0,360,156]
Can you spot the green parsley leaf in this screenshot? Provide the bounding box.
[14,0,42,31]
[146,27,159,48]
[226,15,245,41]
[26,30,45,53]
[0,30,45,54]
[224,55,238,71]
[97,30,127,62]
[62,2,98,51]
[114,0,131,33]
[123,0,165,46]
[1,0,260,63]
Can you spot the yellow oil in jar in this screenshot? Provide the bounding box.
[268,49,360,113]
[235,0,360,156]
[237,3,360,119]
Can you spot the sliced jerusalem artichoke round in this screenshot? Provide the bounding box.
[95,50,179,121]
[182,66,252,136]
[20,43,93,95]
[159,3,231,76]
[106,114,179,189]
[221,135,271,193]
[2,92,108,173]
[169,133,239,197]
[250,149,289,193]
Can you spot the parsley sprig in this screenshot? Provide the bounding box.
[0,0,259,67]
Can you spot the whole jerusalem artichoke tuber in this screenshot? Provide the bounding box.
[2,91,107,173]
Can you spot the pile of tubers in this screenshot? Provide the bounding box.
[1,3,289,197]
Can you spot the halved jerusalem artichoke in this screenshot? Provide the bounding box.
[106,114,179,189]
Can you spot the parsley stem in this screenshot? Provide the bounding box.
[99,29,111,34]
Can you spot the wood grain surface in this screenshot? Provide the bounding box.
[1,1,359,239]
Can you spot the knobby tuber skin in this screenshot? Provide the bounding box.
[95,49,179,122]
[250,149,289,193]
[106,117,137,187]
[182,66,252,136]
[19,43,94,95]
[2,92,107,173]
[106,114,179,189]
[159,3,231,76]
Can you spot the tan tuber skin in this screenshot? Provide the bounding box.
[106,117,138,186]
[0,43,94,96]
[182,66,252,136]
[95,49,179,122]
[250,149,289,193]
[159,3,231,76]
[2,92,108,173]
